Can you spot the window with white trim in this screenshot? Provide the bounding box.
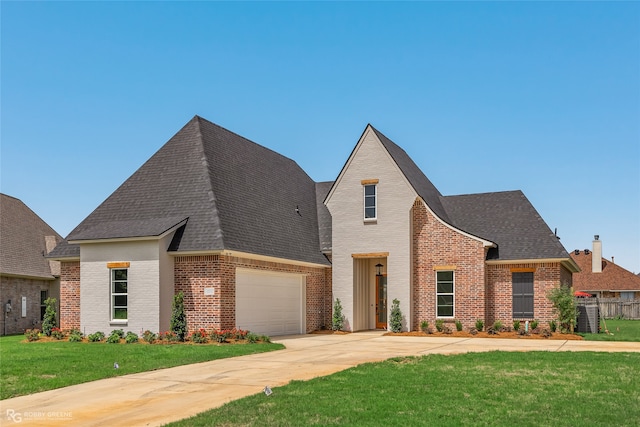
[436,271,454,317]
[364,184,377,220]
[111,268,128,321]
[512,272,534,318]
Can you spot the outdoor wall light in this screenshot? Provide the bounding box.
[375,263,383,276]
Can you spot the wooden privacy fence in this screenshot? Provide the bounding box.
[576,298,640,320]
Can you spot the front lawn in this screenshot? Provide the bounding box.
[168,351,640,427]
[579,319,640,341]
[0,335,283,399]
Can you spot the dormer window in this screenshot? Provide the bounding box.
[362,179,379,220]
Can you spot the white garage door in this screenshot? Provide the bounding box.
[236,269,305,336]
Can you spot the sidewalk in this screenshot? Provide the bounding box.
[2,332,639,426]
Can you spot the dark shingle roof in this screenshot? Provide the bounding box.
[315,181,333,252]
[441,190,570,261]
[62,116,329,266]
[0,194,63,278]
[371,126,451,224]
[47,240,79,259]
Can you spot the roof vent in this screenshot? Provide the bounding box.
[574,249,580,255]
[585,249,590,255]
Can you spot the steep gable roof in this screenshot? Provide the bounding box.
[315,181,333,252]
[371,126,451,224]
[62,116,328,266]
[0,194,62,278]
[571,251,640,291]
[441,191,570,261]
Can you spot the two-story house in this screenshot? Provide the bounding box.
[49,116,577,336]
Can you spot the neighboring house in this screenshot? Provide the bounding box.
[570,237,640,300]
[48,116,578,336]
[0,194,62,335]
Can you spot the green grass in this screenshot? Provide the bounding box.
[168,351,640,427]
[0,335,283,399]
[579,319,640,341]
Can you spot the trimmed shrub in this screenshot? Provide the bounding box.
[531,319,539,330]
[548,284,577,333]
[420,320,429,333]
[513,320,521,332]
[25,329,40,341]
[42,298,57,337]
[51,327,65,340]
[88,331,105,342]
[68,329,83,342]
[191,328,209,343]
[455,319,463,332]
[475,319,484,332]
[435,319,444,332]
[107,331,122,343]
[332,298,344,331]
[125,331,139,344]
[389,299,403,333]
[171,291,188,342]
[142,330,157,344]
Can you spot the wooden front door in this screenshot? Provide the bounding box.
[376,274,387,329]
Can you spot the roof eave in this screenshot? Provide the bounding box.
[68,218,188,245]
[168,249,331,268]
[486,257,581,273]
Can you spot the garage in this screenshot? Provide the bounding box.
[235,269,305,336]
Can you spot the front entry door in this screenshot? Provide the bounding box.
[376,275,387,329]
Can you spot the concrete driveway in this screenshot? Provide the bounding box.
[2,332,640,426]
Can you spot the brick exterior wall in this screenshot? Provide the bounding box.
[412,200,486,330]
[59,261,80,331]
[486,262,572,325]
[174,255,331,333]
[0,275,57,335]
[412,199,573,329]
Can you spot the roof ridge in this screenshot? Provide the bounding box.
[195,116,302,168]
[193,116,226,249]
[443,189,523,198]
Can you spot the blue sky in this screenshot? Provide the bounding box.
[2,2,639,272]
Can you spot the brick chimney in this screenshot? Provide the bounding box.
[592,235,602,273]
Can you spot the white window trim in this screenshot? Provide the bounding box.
[436,270,455,318]
[110,268,128,323]
[363,184,377,221]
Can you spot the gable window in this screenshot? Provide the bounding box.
[364,184,377,219]
[111,268,128,321]
[436,271,454,317]
[512,272,534,318]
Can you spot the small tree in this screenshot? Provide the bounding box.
[389,298,403,333]
[332,298,344,331]
[170,291,188,341]
[42,297,57,336]
[548,284,577,333]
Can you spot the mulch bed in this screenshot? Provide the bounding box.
[311,329,582,340]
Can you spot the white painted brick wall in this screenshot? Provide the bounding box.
[326,128,417,330]
[80,240,163,334]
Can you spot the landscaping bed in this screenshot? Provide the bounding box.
[384,330,583,340]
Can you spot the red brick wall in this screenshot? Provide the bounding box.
[412,200,486,330]
[59,261,80,330]
[174,255,331,333]
[486,262,566,325]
